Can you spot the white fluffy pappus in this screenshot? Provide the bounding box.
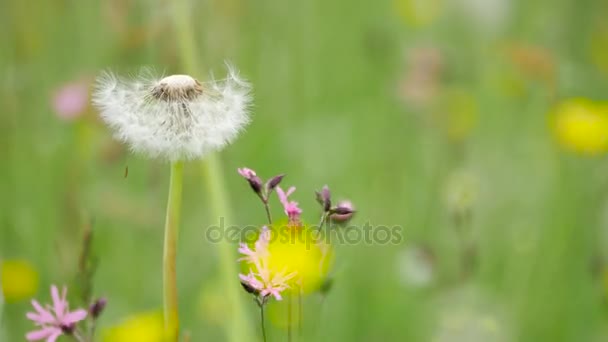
[93,66,252,161]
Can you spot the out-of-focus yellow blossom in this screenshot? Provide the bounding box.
[394,0,442,28]
[103,311,171,342]
[241,223,332,295]
[552,98,608,156]
[1,259,39,302]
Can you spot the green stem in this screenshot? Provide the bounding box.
[260,304,267,342]
[163,161,183,341]
[171,0,251,339]
[202,155,251,341]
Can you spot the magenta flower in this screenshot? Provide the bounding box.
[52,81,89,121]
[276,186,302,223]
[238,226,296,301]
[26,285,87,342]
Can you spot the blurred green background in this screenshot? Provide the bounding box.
[2,0,608,341]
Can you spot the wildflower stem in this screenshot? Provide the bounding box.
[287,293,293,342]
[163,160,183,341]
[298,288,303,336]
[171,0,252,340]
[263,200,273,225]
[260,304,268,342]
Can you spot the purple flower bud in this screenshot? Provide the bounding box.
[330,200,355,223]
[321,185,331,211]
[89,297,107,318]
[265,174,285,194]
[240,281,259,295]
[238,168,263,195]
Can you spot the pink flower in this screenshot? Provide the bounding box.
[26,285,87,342]
[52,81,89,121]
[238,226,296,301]
[276,186,302,223]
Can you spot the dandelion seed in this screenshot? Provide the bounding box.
[93,65,251,161]
[25,285,87,342]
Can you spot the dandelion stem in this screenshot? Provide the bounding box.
[163,161,183,341]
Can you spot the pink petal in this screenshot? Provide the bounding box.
[46,330,63,342]
[29,301,55,324]
[62,309,87,324]
[26,326,60,341]
[50,285,66,318]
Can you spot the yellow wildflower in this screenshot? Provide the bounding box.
[552,98,608,156]
[1,259,39,302]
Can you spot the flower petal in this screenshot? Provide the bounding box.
[46,330,63,342]
[26,326,60,341]
[50,285,66,317]
[29,301,55,324]
[62,309,88,324]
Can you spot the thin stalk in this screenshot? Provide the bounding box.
[263,200,273,225]
[163,161,183,341]
[298,288,303,336]
[171,0,252,340]
[287,293,293,342]
[260,304,268,342]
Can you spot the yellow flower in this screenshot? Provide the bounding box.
[1,259,39,302]
[103,311,172,342]
[552,98,608,156]
[241,223,332,295]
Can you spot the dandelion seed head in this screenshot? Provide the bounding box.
[93,65,252,161]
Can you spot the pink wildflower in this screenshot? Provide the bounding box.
[25,285,87,342]
[276,186,302,223]
[52,81,89,121]
[238,226,296,301]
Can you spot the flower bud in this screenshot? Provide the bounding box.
[316,185,331,212]
[240,281,259,295]
[265,174,285,194]
[238,168,263,195]
[89,297,107,318]
[330,201,355,223]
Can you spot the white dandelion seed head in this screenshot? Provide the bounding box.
[92,65,252,161]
